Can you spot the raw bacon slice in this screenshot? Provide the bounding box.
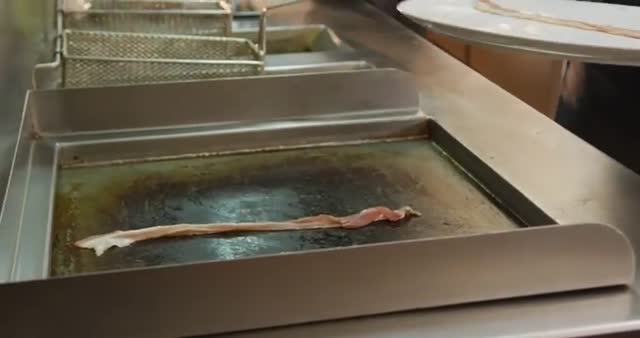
[475,0,640,40]
[75,206,421,256]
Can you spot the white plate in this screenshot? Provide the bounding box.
[397,0,640,65]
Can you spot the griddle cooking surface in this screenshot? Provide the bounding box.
[51,140,518,276]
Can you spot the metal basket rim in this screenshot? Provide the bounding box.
[61,8,230,15]
[63,29,251,43]
[61,0,231,14]
[63,55,264,66]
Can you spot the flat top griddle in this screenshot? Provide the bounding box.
[52,139,518,276]
[0,69,633,338]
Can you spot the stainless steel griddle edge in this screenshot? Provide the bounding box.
[2,0,640,337]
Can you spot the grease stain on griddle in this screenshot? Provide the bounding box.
[51,140,519,276]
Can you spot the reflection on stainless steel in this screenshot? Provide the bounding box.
[2,0,640,337]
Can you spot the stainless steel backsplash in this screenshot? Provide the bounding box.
[0,0,56,207]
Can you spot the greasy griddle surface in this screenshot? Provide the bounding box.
[51,140,518,276]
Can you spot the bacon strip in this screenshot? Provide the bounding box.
[475,0,640,40]
[75,206,421,256]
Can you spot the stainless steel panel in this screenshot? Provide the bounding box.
[225,288,637,338]
[11,142,57,281]
[0,223,633,338]
[0,0,56,219]
[56,116,425,165]
[33,69,417,135]
[0,95,35,280]
[232,24,346,54]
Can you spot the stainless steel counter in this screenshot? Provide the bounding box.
[2,0,640,337]
[224,1,640,337]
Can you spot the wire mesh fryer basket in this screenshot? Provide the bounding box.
[62,0,233,36]
[62,28,265,87]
